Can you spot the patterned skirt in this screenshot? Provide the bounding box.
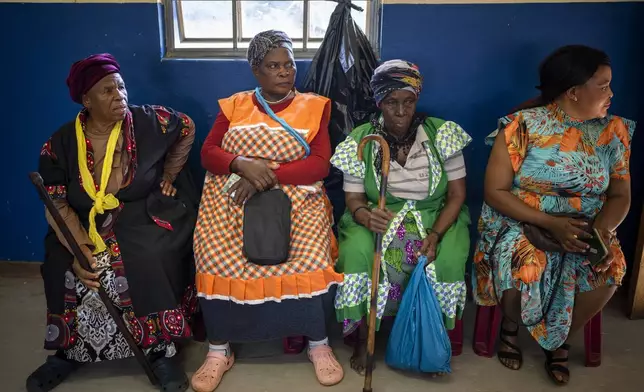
[473,204,627,351]
[336,212,467,336]
[44,234,197,363]
[61,255,196,362]
[194,174,343,342]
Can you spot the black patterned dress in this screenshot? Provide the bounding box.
[39,105,199,362]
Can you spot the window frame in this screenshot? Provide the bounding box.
[163,0,382,59]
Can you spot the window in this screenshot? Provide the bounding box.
[163,0,381,59]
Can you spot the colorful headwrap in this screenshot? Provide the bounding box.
[247,30,293,68]
[370,59,423,106]
[66,53,121,104]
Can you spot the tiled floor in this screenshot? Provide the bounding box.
[1,263,643,392]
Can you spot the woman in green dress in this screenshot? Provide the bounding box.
[331,60,472,374]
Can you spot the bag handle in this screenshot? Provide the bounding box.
[254,87,311,158]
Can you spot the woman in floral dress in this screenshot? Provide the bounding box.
[473,45,634,385]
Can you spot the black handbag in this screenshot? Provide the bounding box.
[242,189,292,266]
[522,214,592,253]
[488,214,592,327]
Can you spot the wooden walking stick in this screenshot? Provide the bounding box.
[357,136,390,392]
[29,172,159,386]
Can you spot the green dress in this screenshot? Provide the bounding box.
[330,117,472,335]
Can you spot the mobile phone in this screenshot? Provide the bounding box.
[582,228,609,267]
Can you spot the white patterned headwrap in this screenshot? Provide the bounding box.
[247,30,294,68]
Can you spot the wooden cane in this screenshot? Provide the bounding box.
[29,172,159,385]
[357,136,390,392]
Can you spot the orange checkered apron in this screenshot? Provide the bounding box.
[194,92,342,306]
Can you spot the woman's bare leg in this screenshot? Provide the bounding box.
[546,285,617,384]
[498,288,522,370]
[570,285,616,334]
[350,321,370,375]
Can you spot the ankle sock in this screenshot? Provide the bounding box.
[208,342,231,357]
[308,337,329,351]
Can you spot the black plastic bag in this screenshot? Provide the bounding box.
[302,0,379,226]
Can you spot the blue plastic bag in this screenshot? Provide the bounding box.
[385,256,452,373]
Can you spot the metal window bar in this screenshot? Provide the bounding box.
[303,0,309,51]
[176,0,187,43]
[233,0,241,50]
[165,0,380,58]
[163,0,176,56]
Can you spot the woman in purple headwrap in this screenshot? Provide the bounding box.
[27,53,199,392]
[331,59,473,375]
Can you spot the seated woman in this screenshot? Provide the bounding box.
[331,60,472,374]
[28,54,199,392]
[473,45,634,385]
[192,30,344,392]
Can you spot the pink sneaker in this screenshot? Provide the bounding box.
[191,351,235,392]
[308,345,344,386]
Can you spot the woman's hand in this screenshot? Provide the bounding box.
[72,245,100,291]
[160,180,177,197]
[545,216,591,253]
[593,227,615,273]
[367,208,395,234]
[418,231,440,264]
[231,157,280,191]
[228,177,257,206]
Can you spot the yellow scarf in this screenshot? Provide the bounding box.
[75,114,122,254]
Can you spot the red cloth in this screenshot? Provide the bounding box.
[66,53,121,104]
[201,97,331,185]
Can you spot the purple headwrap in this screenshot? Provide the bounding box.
[66,53,121,104]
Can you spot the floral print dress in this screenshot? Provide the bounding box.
[473,104,635,350]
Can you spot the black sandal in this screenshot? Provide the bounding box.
[497,325,523,370]
[151,355,189,392]
[543,343,570,386]
[25,353,80,392]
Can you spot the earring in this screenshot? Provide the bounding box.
[573,96,578,102]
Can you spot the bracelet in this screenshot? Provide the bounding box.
[352,206,371,222]
[426,228,443,240]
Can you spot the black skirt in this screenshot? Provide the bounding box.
[200,286,337,342]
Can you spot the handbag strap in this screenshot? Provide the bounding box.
[254,87,311,158]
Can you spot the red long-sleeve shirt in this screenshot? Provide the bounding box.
[201,96,331,185]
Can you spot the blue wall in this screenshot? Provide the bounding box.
[1,2,642,267]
